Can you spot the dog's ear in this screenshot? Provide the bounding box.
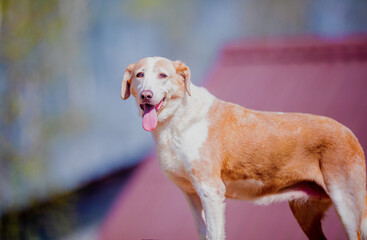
[121,64,134,100]
[174,60,191,96]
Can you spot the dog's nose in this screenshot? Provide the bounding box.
[140,90,153,101]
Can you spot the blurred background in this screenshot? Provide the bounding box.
[0,0,367,239]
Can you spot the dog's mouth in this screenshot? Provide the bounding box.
[140,97,165,132]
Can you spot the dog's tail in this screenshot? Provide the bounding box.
[361,195,367,240]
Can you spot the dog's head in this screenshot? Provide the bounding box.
[121,57,191,131]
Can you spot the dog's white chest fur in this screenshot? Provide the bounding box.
[153,86,215,181]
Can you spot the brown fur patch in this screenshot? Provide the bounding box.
[199,99,365,198]
[121,64,135,100]
[173,60,191,96]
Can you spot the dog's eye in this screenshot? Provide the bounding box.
[136,72,144,78]
[159,73,167,79]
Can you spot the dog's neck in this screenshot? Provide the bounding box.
[152,84,216,142]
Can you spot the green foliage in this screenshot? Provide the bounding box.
[0,0,63,61]
[0,0,71,212]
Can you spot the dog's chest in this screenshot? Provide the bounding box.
[157,141,186,177]
[155,131,191,178]
[155,119,210,178]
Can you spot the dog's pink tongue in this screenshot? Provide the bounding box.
[142,104,157,131]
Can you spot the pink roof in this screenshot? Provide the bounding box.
[99,36,367,240]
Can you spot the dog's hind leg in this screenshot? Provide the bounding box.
[327,182,365,240]
[322,158,366,240]
[361,195,367,240]
[289,199,331,240]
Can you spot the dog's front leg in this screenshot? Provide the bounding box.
[183,192,207,240]
[195,181,226,240]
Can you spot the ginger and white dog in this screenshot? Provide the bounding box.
[121,57,367,240]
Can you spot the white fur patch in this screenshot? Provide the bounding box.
[253,190,310,205]
[196,182,225,240]
[154,85,215,177]
[179,119,209,161]
[361,217,367,240]
[328,184,360,239]
[294,127,302,134]
[225,179,312,205]
[224,178,324,205]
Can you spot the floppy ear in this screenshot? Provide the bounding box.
[174,60,191,96]
[121,64,134,100]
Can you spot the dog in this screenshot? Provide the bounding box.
[121,57,366,240]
